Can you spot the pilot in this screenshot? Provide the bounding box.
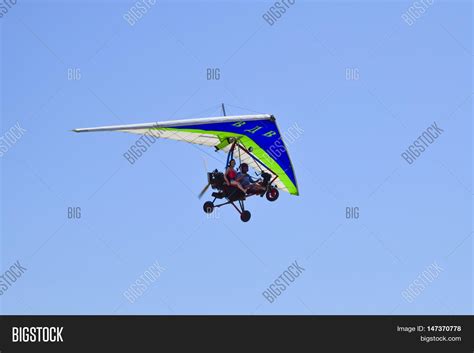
[235,163,265,194]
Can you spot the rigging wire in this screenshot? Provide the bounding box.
[225,103,266,115]
[181,104,222,119]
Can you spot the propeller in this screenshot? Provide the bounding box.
[198,156,210,199]
[198,182,211,199]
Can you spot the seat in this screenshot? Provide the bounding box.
[223,185,245,201]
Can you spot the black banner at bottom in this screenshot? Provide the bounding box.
[0,315,472,352]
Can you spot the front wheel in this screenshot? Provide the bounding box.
[203,201,214,213]
[266,187,279,202]
[240,210,251,222]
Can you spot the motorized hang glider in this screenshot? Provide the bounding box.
[73,106,299,222]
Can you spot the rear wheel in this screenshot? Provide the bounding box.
[203,201,214,213]
[266,187,279,202]
[240,210,251,222]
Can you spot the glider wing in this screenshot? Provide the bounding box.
[74,115,299,195]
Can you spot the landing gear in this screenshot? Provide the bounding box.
[240,210,251,222]
[266,187,279,202]
[199,137,286,221]
[203,201,214,213]
[204,198,252,222]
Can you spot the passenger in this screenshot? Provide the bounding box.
[224,159,247,193]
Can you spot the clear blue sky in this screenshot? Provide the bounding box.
[1,0,472,314]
